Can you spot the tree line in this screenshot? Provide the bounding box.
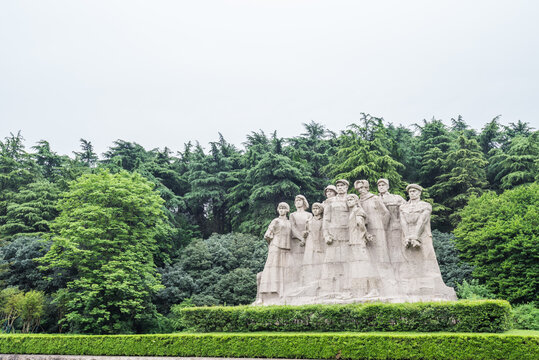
[0,114,537,333]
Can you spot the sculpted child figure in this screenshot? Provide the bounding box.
[399,184,457,301]
[289,195,312,289]
[257,202,292,304]
[301,202,325,288]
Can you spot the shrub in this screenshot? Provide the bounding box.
[178,300,511,333]
[457,279,496,300]
[512,303,539,330]
[0,332,536,360]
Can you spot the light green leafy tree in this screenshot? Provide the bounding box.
[19,290,45,333]
[40,170,167,334]
[454,183,539,304]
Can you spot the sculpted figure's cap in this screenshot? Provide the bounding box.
[377,178,389,186]
[406,184,423,192]
[311,202,324,212]
[324,185,337,194]
[335,179,349,187]
[354,179,369,188]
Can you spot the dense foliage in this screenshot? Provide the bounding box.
[454,183,538,304]
[39,170,168,333]
[0,116,537,333]
[177,300,512,333]
[0,332,536,360]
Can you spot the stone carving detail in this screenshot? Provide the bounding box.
[255,180,457,305]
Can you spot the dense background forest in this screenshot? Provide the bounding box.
[0,114,537,334]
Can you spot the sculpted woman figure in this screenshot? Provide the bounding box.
[399,184,457,301]
[289,195,312,289]
[258,202,292,303]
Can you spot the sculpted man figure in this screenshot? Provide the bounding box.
[354,179,396,299]
[320,179,350,298]
[322,184,337,206]
[289,195,312,290]
[257,202,292,304]
[399,184,457,301]
[377,178,407,286]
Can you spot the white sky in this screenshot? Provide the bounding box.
[1,1,538,157]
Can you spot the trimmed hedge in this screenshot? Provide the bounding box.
[179,300,512,333]
[0,332,537,360]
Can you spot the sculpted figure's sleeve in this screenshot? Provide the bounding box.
[264,219,278,244]
[414,202,432,239]
[322,204,333,243]
[399,206,410,240]
[378,197,390,228]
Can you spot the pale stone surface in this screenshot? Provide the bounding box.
[255,180,457,305]
[255,202,291,305]
[398,184,457,301]
[288,195,311,293]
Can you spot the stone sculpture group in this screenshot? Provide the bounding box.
[255,179,457,305]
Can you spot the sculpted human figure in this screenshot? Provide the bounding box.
[320,179,350,298]
[258,202,292,304]
[377,178,407,282]
[345,193,380,297]
[301,202,325,287]
[354,179,396,299]
[346,194,372,246]
[288,195,312,290]
[399,184,457,300]
[322,184,337,207]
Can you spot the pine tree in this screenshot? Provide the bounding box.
[488,132,538,190]
[0,181,60,239]
[429,136,488,227]
[324,114,405,191]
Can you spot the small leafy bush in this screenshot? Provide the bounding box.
[178,300,511,333]
[457,279,496,300]
[512,303,539,330]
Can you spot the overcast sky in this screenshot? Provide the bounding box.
[1,1,538,157]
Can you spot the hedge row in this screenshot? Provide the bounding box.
[178,300,512,333]
[0,332,536,360]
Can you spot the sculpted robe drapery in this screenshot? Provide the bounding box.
[289,210,312,289]
[360,192,397,299]
[259,217,291,295]
[301,215,325,286]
